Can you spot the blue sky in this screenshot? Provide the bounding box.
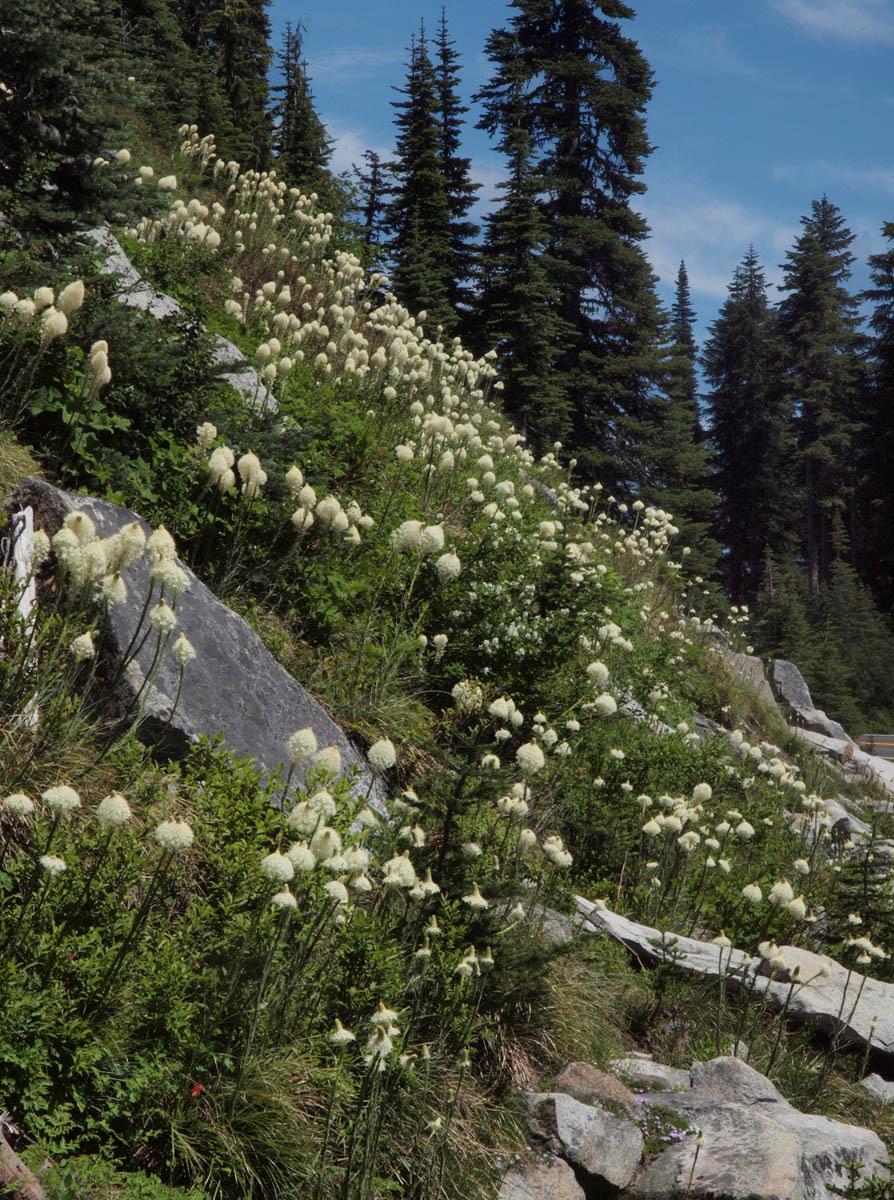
[268,0,894,341]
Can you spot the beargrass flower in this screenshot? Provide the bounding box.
[516,742,545,776]
[96,792,132,828]
[158,175,177,190]
[642,818,661,837]
[149,601,177,637]
[171,634,196,668]
[289,724,316,763]
[768,879,794,908]
[308,789,336,817]
[742,883,763,904]
[323,880,349,906]
[735,820,755,841]
[786,895,807,920]
[64,510,96,545]
[291,506,315,535]
[314,746,341,777]
[586,661,610,686]
[271,887,297,910]
[330,1018,355,1046]
[42,785,81,814]
[70,632,95,662]
[41,307,68,341]
[435,551,461,584]
[154,820,194,853]
[368,738,396,773]
[3,793,34,817]
[53,281,85,317]
[419,524,445,555]
[310,826,342,862]
[40,854,67,877]
[391,519,424,552]
[261,852,295,883]
[285,841,315,872]
[692,783,712,804]
[793,858,810,876]
[462,882,489,910]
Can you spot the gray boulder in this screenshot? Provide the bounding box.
[9,479,387,810]
[723,650,780,712]
[522,1091,643,1189]
[498,1156,584,1200]
[861,1073,894,1103]
[612,1056,691,1092]
[630,1078,887,1200]
[687,1057,788,1107]
[769,659,851,741]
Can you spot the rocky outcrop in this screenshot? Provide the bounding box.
[523,1090,644,1189]
[7,479,387,810]
[518,1056,888,1200]
[576,900,894,1067]
[769,659,851,741]
[630,1059,886,1200]
[84,227,276,413]
[724,650,780,712]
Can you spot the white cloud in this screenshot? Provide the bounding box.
[326,124,391,177]
[306,46,404,85]
[638,184,796,302]
[773,0,894,44]
[652,25,761,79]
[772,159,894,195]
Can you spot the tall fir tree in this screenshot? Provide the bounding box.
[270,21,331,187]
[776,197,864,594]
[859,221,894,607]
[386,26,454,332]
[702,248,793,602]
[475,0,663,487]
[670,261,701,440]
[640,304,720,581]
[476,29,570,442]
[434,9,480,331]
[174,0,272,167]
[355,150,390,263]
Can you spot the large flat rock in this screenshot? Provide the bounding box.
[9,479,386,809]
[630,1084,886,1200]
[577,899,894,1064]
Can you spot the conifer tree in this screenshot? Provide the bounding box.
[476,29,569,442]
[355,150,390,259]
[776,197,864,594]
[670,261,700,440]
[386,26,454,332]
[434,9,480,329]
[859,221,894,607]
[270,20,332,187]
[476,0,661,486]
[174,0,272,166]
[640,307,720,580]
[702,249,792,602]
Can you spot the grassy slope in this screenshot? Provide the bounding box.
[3,128,894,1197]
